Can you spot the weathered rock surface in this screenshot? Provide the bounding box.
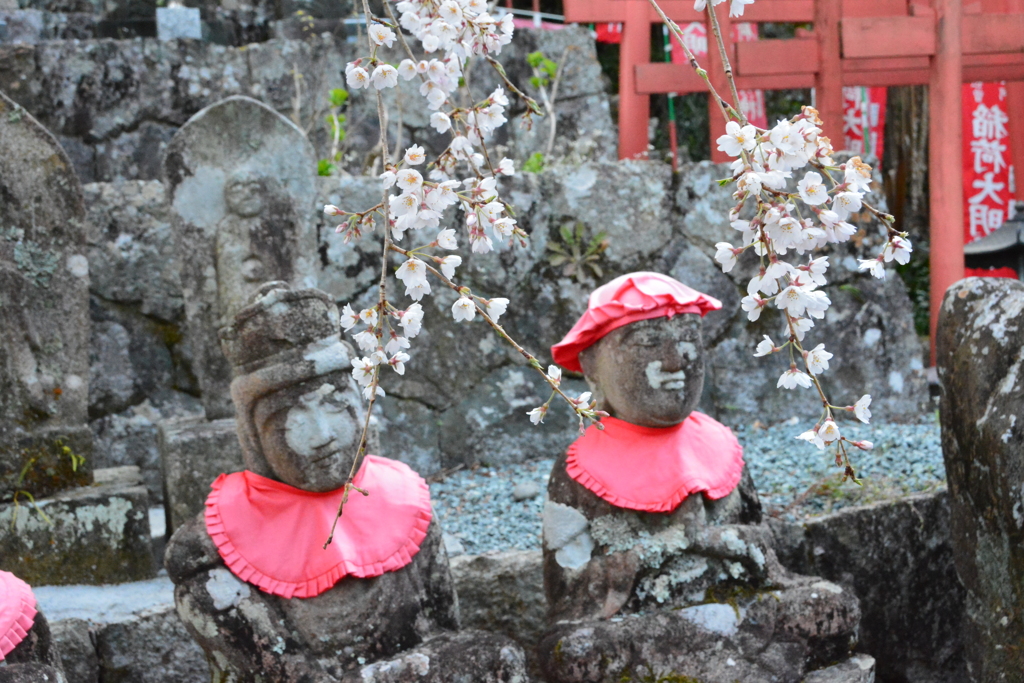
[937,277,1024,681]
[94,604,209,683]
[0,466,155,585]
[449,550,546,650]
[342,630,529,683]
[539,583,860,683]
[771,491,966,683]
[802,655,876,683]
[0,90,93,501]
[164,95,318,419]
[157,415,243,535]
[48,618,99,683]
[0,27,611,183]
[42,581,209,683]
[91,392,203,504]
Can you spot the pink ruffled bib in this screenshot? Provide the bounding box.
[0,570,37,661]
[566,413,744,513]
[205,455,432,599]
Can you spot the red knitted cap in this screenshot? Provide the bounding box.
[551,272,721,373]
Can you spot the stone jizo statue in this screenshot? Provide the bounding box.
[539,272,861,683]
[165,283,527,683]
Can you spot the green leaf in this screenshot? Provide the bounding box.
[717,178,732,186]
[527,51,546,68]
[328,88,349,108]
[317,159,337,176]
[522,152,545,173]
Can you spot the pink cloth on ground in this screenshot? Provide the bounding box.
[551,272,722,373]
[205,455,432,600]
[566,413,744,513]
[0,570,37,661]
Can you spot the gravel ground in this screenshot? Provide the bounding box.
[429,415,944,554]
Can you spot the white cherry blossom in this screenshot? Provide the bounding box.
[486,297,508,322]
[389,352,411,375]
[714,242,738,272]
[440,255,462,278]
[854,395,872,423]
[396,258,429,286]
[340,304,358,330]
[346,66,370,90]
[716,121,758,157]
[430,112,452,133]
[404,145,426,166]
[452,296,475,322]
[796,429,825,450]
[798,172,828,205]
[368,23,396,47]
[858,258,886,279]
[753,335,775,357]
[778,367,813,390]
[436,229,458,249]
[805,343,832,375]
[817,419,841,443]
[371,64,398,90]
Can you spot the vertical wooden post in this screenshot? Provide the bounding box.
[929,0,964,363]
[1006,81,1024,201]
[814,0,844,140]
[618,0,650,159]
[707,3,733,163]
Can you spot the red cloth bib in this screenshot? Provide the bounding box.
[205,455,432,599]
[0,570,37,661]
[566,413,744,513]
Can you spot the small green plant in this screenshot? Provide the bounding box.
[522,152,545,173]
[319,88,349,176]
[5,438,85,528]
[547,221,608,283]
[527,51,558,89]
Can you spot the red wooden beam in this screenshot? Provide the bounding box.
[816,0,844,137]
[930,0,964,363]
[735,38,819,75]
[619,0,651,159]
[962,14,1024,52]
[840,16,937,58]
[1007,81,1024,201]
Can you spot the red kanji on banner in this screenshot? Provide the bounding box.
[963,81,1016,247]
[595,23,622,44]
[842,87,886,162]
[669,23,766,128]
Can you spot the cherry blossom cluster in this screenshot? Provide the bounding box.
[326,0,599,431]
[658,0,914,479]
[709,109,909,476]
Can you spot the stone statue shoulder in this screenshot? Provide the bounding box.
[165,512,225,584]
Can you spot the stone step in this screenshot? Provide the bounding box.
[0,466,156,586]
[38,574,211,683]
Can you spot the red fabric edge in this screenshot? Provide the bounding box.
[0,574,37,661]
[204,461,433,600]
[564,424,745,513]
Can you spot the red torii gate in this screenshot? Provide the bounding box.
[562,0,1024,361]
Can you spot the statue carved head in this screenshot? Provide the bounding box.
[224,171,265,218]
[579,314,704,428]
[552,272,720,428]
[220,283,364,492]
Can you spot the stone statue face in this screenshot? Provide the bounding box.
[224,176,264,218]
[579,314,704,428]
[252,377,362,492]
